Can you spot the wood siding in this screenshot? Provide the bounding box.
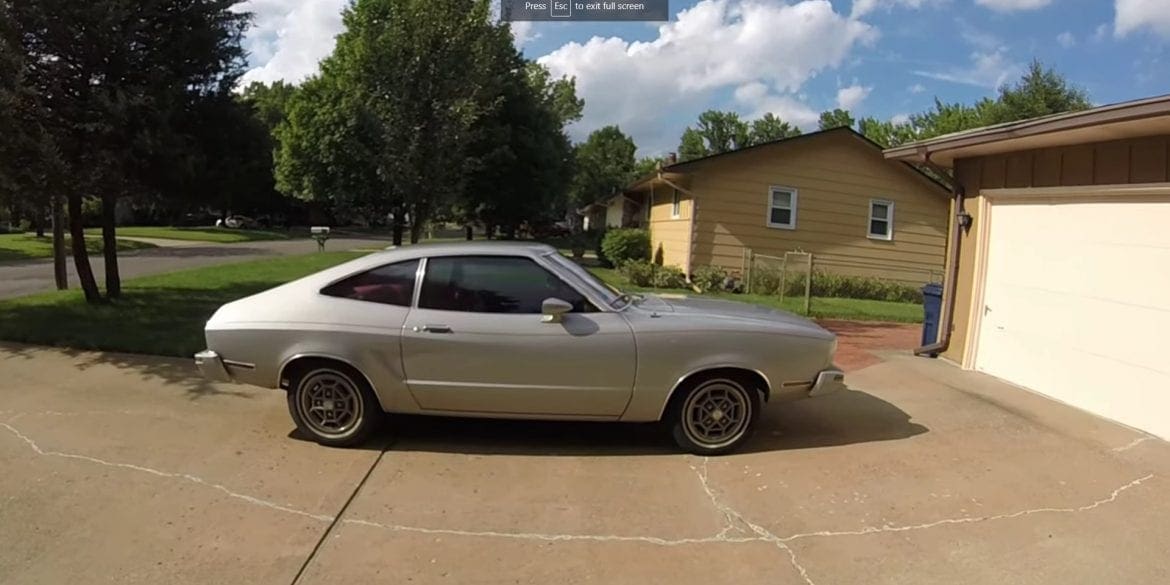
[646,183,693,269]
[687,133,949,284]
[945,135,1170,363]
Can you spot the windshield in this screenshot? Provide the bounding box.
[543,253,623,308]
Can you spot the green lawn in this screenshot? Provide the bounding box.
[588,267,923,324]
[0,252,364,357]
[88,226,295,243]
[0,251,920,358]
[0,233,157,262]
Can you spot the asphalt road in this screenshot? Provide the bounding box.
[0,237,385,300]
[1,342,1167,585]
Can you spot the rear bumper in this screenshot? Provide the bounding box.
[194,350,233,383]
[808,368,846,397]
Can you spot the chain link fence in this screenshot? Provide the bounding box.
[744,250,813,314]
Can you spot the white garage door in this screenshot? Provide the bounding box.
[975,195,1170,439]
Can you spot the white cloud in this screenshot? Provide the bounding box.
[913,49,1021,89]
[510,21,540,46]
[851,0,941,18]
[733,82,820,130]
[890,113,911,125]
[239,0,540,85]
[237,0,348,85]
[1056,31,1076,47]
[1115,0,1170,39]
[537,0,876,152]
[975,0,1052,11]
[908,83,927,93]
[836,84,872,110]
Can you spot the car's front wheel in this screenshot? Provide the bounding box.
[667,374,760,455]
[286,362,382,447]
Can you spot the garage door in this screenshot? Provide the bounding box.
[975,196,1170,439]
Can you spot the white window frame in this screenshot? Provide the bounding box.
[765,186,798,230]
[868,198,894,241]
[670,188,681,219]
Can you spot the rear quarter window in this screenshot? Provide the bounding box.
[320,259,419,307]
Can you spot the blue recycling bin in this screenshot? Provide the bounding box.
[921,283,943,346]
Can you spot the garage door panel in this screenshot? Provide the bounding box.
[976,197,1170,439]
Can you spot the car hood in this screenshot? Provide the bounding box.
[632,294,834,339]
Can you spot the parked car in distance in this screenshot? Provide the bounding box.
[195,242,845,454]
[224,215,258,229]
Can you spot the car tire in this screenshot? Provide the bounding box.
[667,374,761,455]
[286,362,383,447]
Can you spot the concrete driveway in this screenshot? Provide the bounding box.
[0,237,386,300]
[1,342,1167,585]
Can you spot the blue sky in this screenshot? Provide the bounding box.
[239,0,1169,155]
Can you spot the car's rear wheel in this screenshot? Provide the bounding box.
[286,362,382,447]
[667,374,760,455]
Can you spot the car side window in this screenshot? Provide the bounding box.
[418,256,594,314]
[320,259,419,307]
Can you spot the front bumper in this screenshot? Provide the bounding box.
[194,350,233,383]
[808,368,846,397]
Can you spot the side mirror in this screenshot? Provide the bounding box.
[541,298,573,323]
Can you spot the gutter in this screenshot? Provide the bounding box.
[915,157,967,358]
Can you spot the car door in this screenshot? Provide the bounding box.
[400,254,636,417]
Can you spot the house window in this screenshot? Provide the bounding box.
[868,199,894,240]
[671,189,681,219]
[766,187,797,229]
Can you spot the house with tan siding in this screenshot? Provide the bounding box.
[622,127,951,284]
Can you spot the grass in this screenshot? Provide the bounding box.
[588,266,923,324]
[0,252,365,357]
[0,233,157,262]
[87,226,295,243]
[0,251,920,359]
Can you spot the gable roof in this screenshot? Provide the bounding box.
[883,93,1170,167]
[626,127,950,194]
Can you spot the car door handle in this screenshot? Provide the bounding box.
[414,324,452,334]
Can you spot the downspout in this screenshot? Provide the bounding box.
[915,156,968,358]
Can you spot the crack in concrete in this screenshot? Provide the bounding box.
[0,421,334,523]
[691,457,816,585]
[1,418,1157,583]
[1112,436,1155,452]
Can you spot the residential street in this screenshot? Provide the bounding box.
[0,238,386,300]
[2,340,1166,585]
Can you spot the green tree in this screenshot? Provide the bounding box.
[857,117,918,148]
[570,125,637,211]
[748,113,802,145]
[633,156,663,177]
[241,80,299,135]
[678,128,709,161]
[987,59,1092,124]
[10,0,250,302]
[818,108,856,131]
[277,0,505,245]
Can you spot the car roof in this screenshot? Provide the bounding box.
[375,240,557,259]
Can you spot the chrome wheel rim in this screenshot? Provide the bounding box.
[297,370,363,438]
[683,379,751,449]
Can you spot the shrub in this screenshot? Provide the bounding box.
[651,264,687,289]
[775,270,923,303]
[749,265,783,294]
[619,259,657,287]
[600,228,650,268]
[620,260,688,289]
[691,265,727,293]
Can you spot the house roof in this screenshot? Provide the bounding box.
[625,127,950,194]
[883,93,1170,167]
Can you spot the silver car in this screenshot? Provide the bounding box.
[194,242,844,454]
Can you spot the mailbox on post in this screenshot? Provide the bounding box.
[311,226,330,252]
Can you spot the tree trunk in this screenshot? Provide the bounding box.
[33,204,45,237]
[52,195,68,290]
[410,218,423,244]
[391,211,404,246]
[484,223,493,240]
[464,225,473,241]
[67,194,102,303]
[101,194,121,298]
